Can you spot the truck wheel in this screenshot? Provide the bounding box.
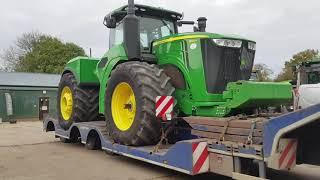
[105,62,175,146]
[57,72,99,130]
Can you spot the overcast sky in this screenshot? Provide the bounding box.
[0,0,319,75]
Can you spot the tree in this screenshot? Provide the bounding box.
[17,36,86,73]
[253,63,274,82]
[275,49,319,82]
[1,31,42,72]
[1,32,86,73]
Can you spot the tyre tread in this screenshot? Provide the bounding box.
[57,73,99,129]
[106,61,174,145]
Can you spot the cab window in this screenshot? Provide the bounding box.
[109,17,175,50]
[109,22,123,48]
[139,17,175,52]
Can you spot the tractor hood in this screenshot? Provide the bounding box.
[153,32,255,47]
[154,32,256,95]
[153,31,262,117]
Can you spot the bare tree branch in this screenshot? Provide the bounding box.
[253,63,274,82]
[0,31,42,72]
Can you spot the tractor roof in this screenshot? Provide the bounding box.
[108,4,183,22]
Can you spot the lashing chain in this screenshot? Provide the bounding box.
[219,117,235,142]
[246,120,259,145]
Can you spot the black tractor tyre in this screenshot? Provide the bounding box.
[57,73,99,130]
[105,62,175,146]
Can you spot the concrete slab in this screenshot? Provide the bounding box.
[0,121,57,147]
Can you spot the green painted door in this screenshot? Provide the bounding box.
[11,90,39,119]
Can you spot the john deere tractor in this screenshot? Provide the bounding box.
[57,0,292,146]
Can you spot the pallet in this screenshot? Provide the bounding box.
[183,116,267,145]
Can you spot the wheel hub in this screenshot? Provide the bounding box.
[60,86,73,120]
[111,82,136,131]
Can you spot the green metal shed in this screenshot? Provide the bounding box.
[0,72,60,122]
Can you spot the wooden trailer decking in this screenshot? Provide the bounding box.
[184,116,268,145]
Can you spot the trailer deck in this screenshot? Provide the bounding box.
[45,118,208,175]
[44,103,320,179]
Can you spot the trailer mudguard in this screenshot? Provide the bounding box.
[263,103,320,160]
[63,56,100,86]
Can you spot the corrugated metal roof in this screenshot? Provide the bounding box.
[0,72,60,87]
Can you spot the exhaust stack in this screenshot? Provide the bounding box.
[123,0,141,60]
[197,17,207,32]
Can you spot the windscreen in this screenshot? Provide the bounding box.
[139,17,175,52]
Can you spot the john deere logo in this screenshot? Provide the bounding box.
[190,43,197,50]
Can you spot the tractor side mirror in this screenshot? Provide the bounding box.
[177,21,195,27]
[104,16,116,28]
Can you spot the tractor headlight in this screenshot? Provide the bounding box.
[212,39,242,48]
[248,42,256,51]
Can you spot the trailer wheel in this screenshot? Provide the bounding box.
[57,72,99,130]
[59,137,70,143]
[105,62,174,146]
[86,131,101,150]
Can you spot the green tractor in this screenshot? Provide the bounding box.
[57,0,292,146]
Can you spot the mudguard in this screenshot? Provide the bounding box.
[63,56,100,86]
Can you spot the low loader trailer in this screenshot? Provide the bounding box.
[46,0,320,179]
[44,102,320,179]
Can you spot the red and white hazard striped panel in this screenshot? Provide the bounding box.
[156,96,174,121]
[192,142,209,174]
[278,139,298,170]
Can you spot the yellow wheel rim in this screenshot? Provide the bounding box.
[111,82,136,131]
[60,86,73,121]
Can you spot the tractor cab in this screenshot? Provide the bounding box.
[104,4,181,62]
